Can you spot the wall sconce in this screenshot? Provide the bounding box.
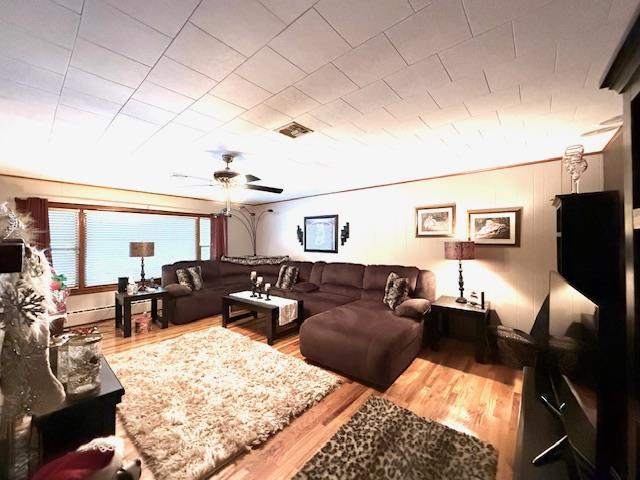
[340,222,350,246]
[296,225,303,245]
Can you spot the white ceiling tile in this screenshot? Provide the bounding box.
[133,81,194,113]
[420,103,469,127]
[241,104,291,129]
[222,117,268,135]
[65,67,134,105]
[191,0,285,57]
[464,87,520,116]
[100,113,160,150]
[386,0,471,64]
[257,0,316,24]
[311,98,361,126]
[321,122,365,141]
[143,123,204,149]
[269,9,351,73]
[174,108,223,132]
[0,0,80,49]
[165,23,245,81]
[409,0,432,10]
[56,104,112,130]
[79,0,170,66]
[294,112,331,131]
[295,63,357,104]
[0,77,59,107]
[385,94,439,119]
[0,54,64,93]
[60,87,123,116]
[102,0,199,37]
[191,94,246,121]
[513,0,610,58]
[52,0,84,14]
[211,74,272,109]
[264,87,320,117]
[351,108,397,131]
[236,47,305,94]
[452,112,500,134]
[428,70,488,107]
[342,81,400,113]
[0,20,72,74]
[71,38,150,88]
[147,56,218,99]
[333,34,406,87]
[439,23,515,81]
[121,98,175,124]
[483,49,555,92]
[461,0,550,35]
[315,0,413,47]
[384,55,450,98]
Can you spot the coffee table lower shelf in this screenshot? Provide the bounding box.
[222,295,304,345]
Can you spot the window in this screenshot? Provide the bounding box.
[199,217,211,261]
[47,205,211,292]
[48,208,79,288]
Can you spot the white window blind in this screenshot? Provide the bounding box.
[85,210,197,287]
[48,208,79,288]
[199,217,211,261]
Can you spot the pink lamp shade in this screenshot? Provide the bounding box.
[129,242,155,258]
[444,241,475,260]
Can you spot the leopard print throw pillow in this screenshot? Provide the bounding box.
[275,265,299,290]
[176,268,193,291]
[187,265,203,291]
[383,272,409,310]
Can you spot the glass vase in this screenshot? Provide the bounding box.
[66,332,102,398]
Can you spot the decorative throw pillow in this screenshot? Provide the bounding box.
[275,265,299,290]
[383,272,409,310]
[176,269,193,291]
[187,266,203,291]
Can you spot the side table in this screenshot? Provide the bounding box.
[429,295,491,363]
[115,287,170,338]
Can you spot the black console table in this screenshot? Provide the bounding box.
[32,357,124,463]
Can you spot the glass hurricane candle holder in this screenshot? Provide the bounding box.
[66,330,102,398]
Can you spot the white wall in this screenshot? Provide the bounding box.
[257,156,604,332]
[0,174,252,325]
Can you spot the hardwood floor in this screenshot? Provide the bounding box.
[96,314,522,480]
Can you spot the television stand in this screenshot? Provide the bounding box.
[514,367,575,479]
[532,435,569,465]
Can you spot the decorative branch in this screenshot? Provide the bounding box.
[228,207,274,256]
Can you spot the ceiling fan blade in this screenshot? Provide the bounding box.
[172,173,212,182]
[243,184,283,194]
[177,183,220,188]
[244,174,261,183]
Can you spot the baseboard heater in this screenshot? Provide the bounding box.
[66,300,159,327]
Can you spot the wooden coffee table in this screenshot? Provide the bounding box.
[222,292,304,345]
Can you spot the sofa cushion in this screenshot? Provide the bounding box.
[165,283,192,297]
[293,282,319,293]
[285,261,313,282]
[321,262,365,288]
[394,298,430,320]
[176,269,193,290]
[299,299,422,387]
[187,266,203,291]
[275,265,299,289]
[299,292,354,317]
[219,261,252,277]
[362,265,419,301]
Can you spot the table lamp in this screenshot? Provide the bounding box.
[444,240,475,303]
[129,242,154,291]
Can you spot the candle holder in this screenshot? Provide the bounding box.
[250,279,257,297]
[265,290,271,301]
[257,286,263,299]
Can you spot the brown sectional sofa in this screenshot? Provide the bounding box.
[161,259,436,388]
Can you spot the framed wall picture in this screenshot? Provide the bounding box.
[415,204,456,237]
[468,208,522,246]
[304,215,339,253]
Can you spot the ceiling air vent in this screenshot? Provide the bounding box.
[276,121,313,139]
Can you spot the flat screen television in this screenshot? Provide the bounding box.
[540,271,624,479]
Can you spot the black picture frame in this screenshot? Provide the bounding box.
[304,215,339,253]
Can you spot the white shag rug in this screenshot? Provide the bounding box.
[108,327,341,480]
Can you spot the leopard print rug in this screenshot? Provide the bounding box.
[294,395,497,480]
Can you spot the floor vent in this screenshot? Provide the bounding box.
[276,121,313,139]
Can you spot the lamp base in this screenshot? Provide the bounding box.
[455,296,467,304]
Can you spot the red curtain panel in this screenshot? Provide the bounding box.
[14,196,52,262]
[211,214,228,259]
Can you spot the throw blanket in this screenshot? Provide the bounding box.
[221,255,289,266]
[229,291,298,326]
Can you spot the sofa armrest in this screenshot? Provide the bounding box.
[393,298,431,321]
[164,283,192,297]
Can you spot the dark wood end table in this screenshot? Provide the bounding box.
[429,295,492,363]
[32,357,124,463]
[115,287,170,338]
[222,293,304,345]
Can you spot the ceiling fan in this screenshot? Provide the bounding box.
[172,150,283,215]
